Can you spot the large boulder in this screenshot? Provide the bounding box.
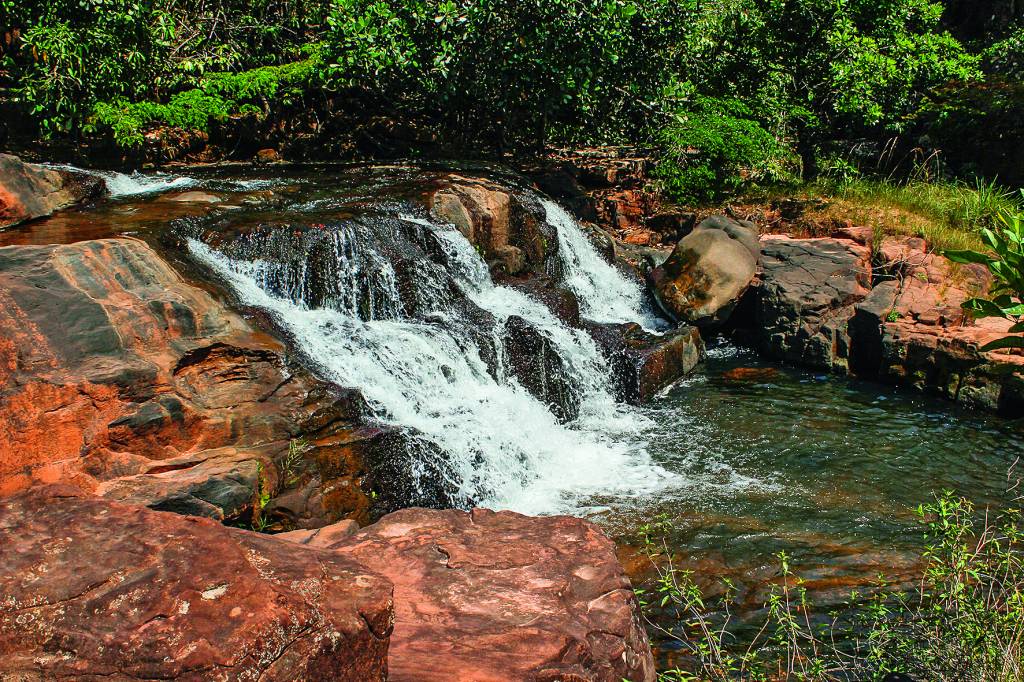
[747,234,872,373]
[327,508,655,682]
[588,323,704,403]
[0,485,394,681]
[0,154,106,228]
[0,238,381,525]
[648,215,759,326]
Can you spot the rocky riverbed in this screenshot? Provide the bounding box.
[1,153,1021,680]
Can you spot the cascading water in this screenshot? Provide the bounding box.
[188,200,674,514]
[542,198,663,330]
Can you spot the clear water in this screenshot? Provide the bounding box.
[7,164,1023,637]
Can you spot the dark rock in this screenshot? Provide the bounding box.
[333,507,655,682]
[588,322,704,403]
[648,215,760,326]
[0,485,393,681]
[747,235,871,373]
[0,153,106,229]
[503,315,581,422]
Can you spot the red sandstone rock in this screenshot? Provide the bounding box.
[0,154,106,229]
[0,238,376,523]
[331,507,656,682]
[0,485,393,681]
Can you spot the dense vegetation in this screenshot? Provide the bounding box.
[1,0,1022,200]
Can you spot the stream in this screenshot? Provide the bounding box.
[7,164,1023,662]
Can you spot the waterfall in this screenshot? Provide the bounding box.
[188,204,673,514]
[542,198,662,330]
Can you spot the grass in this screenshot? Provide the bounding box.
[731,177,1022,253]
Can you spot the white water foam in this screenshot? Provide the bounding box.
[188,216,673,515]
[543,198,662,330]
[42,163,197,197]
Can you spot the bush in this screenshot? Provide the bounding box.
[653,97,798,205]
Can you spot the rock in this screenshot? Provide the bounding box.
[648,215,760,326]
[332,507,655,682]
[277,518,361,547]
[255,148,282,164]
[165,190,222,203]
[586,323,704,403]
[503,315,581,422]
[0,485,393,681]
[0,153,106,228]
[646,210,697,245]
[747,235,872,373]
[850,237,1024,414]
[428,175,552,275]
[0,238,378,524]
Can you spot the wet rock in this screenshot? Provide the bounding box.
[428,175,552,275]
[0,485,393,681]
[747,235,872,373]
[255,148,282,164]
[332,507,655,682]
[0,238,377,523]
[503,315,581,422]
[589,323,704,403]
[165,190,222,203]
[0,153,106,228]
[648,215,759,326]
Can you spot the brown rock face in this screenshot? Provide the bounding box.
[751,234,872,373]
[330,508,655,682]
[0,153,106,228]
[428,175,550,276]
[649,215,759,326]
[850,237,1024,413]
[0,238,376,524]
[0,485,393,681]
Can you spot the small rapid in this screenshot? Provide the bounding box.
[188,204,673,514]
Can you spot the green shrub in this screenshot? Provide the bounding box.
[653,97,798,205]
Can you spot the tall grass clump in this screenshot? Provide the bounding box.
[637,486,1024,681]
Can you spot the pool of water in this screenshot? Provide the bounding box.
[603,343,1024,660]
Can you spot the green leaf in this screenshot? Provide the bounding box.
[979,336,1024,352]
[944,250,993,265]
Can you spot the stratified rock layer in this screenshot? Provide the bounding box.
[0,153,105,228]
[0,238,379,523]
[0,485,394,681]
[329,508,656,682]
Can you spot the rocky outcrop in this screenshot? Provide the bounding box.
[328,508,655,682]
[734,228,1024,414]
[0,153,106,228]
[0,485,394,681]
[748,234,872,373]
[850,237,1024,413]
[428,175,551,276]
[648,215,760,326]
[589,323,704,403]
[0,238,383,524]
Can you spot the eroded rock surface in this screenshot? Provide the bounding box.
[330,507,655,682]
[0,238,380,523]
[0,485,393,681]
[649,215,759,326]
[749,234,872,373]
[0,153,106,228]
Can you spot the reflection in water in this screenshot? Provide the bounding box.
[609,343,1023,658]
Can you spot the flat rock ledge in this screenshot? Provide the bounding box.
[0,487,654,682]
[0,485,394,681]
